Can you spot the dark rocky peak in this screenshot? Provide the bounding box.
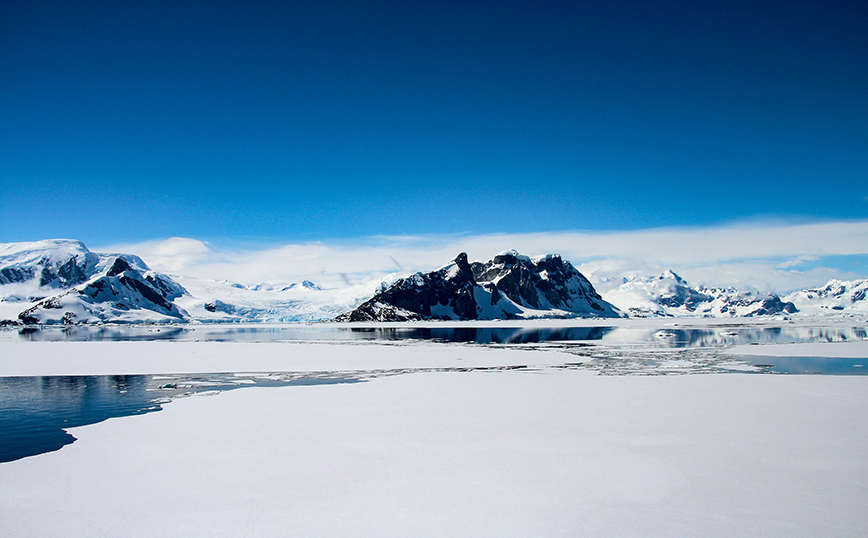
[453,251,469,266]
[439,252,475,282]
[490,249,529,265]
[472,250,523,282]
[471,250,602,310]
[335,253,480,322]
[335,251,621,321]
[106,257,133,277]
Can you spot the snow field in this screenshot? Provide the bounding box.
[1,368,866,537]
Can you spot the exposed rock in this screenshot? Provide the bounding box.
[335,251,621,321]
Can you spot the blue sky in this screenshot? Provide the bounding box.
[1,1,867,253]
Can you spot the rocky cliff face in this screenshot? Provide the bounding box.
[335,251,621,321]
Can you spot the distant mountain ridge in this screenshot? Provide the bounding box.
[1,239,865,324]
[0,239,370,324]
[784,279,868,314]
[335,250,621,321]
[599,270,798,317]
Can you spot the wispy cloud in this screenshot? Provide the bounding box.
[96,220,868,293]
[776,255,821,270]
[104,237,211,273]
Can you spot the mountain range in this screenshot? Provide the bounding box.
[1,239,866,325]
[596,270,800,318]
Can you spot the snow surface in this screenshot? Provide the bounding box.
[0,239,92,265]
[171,273,381,322]
[2,318,868,536]
[0,359,865,537]
[0,340,564,377]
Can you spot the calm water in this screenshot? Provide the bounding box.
[739,356,868,375]
[9,323,868,348]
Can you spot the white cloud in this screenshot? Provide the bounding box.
[101,237,211,273]
[95,220,868,294]
[775,255,821,270]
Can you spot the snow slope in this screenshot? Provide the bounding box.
[171,274,388,323]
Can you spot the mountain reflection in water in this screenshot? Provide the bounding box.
[11,324,868,348]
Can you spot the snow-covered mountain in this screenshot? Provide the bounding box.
[0,239,151,292]
[335,251,622,321]
[1,240,189,324]
[19,257,188,324]
[784,279,868,315]
[3,239,864,324]
[0,240,378,324]
[597,270,797,318]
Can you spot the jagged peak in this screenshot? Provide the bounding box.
[436,252,474,280]
[106,257,133,277]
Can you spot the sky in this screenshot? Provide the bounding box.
[2,0,867,288]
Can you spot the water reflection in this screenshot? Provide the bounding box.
[347,326,612,344]
[0,375,159,463]
[8,324,867,348]
[600,325,868,348]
